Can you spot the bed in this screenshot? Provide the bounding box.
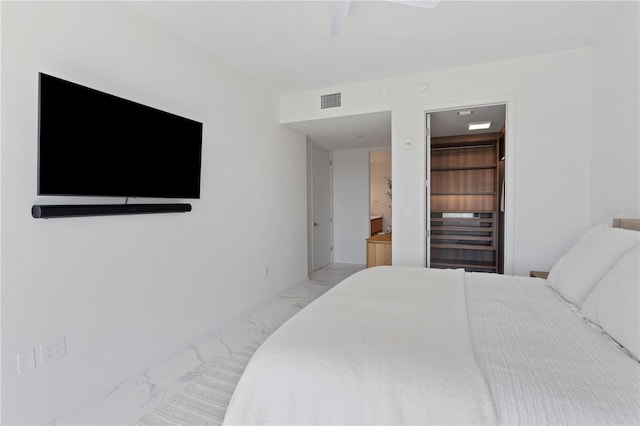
[223,219,640,425]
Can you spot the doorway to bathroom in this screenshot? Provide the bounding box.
[369,150,392,237]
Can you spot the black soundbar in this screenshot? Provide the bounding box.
[32,203,192,219]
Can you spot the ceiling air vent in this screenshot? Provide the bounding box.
[321,92,342,109]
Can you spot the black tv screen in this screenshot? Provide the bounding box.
[38,73,203,199]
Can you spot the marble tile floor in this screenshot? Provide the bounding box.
[45,263,364,426]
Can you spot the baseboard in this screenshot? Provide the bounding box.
[330,261,366,265]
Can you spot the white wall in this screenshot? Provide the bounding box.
[282,48,593,275]
[591,2,640,225]
[332,149,370,264]
[370,150,392,232]
[1,2,308,424]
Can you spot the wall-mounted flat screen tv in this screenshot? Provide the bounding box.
[38,73,203,199]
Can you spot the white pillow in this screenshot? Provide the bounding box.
[581,246,639,360]
[547,224,639,306]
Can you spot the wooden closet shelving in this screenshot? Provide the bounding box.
[430,211,497,271]
[431,192,496,195]
[431,164,497,171]
[430,133,501,273]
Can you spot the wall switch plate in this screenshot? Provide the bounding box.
[17,349,36,374]
[40,336,66,366]
[263,266,269,278]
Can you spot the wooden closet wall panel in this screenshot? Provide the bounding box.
[431,147,495,168]
[431,195,494,212]
[431,169,496,194]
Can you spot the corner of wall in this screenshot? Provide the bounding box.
[590,2,640,225]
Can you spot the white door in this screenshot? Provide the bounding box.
[426,113,432,267]
[312,146,332,270]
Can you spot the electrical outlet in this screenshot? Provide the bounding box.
[17,349,36,374]
[40,336,66,366]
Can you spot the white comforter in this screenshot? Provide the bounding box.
[223,267,496,425]
[467,273,640,425]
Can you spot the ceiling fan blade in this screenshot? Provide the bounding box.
[330,0,351,37]
[387,0,440,9]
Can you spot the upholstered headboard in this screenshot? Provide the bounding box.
[613,218,640,231]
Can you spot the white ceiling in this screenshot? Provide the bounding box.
[125,1,623,94]
[124,1,624,151]
[283,105,506,151]
[285,111,392,151]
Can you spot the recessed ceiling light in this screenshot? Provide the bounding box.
[468,121,492,130]
[458,110,473,116]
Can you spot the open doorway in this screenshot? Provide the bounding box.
[286,111,391,272]
[366,149,393,268]
[427,104,506,273]
[369,150,392,236]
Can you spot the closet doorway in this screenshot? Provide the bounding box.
[426,104,506,273]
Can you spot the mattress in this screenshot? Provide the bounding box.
[466,272,639,425]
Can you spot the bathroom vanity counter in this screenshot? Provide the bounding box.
[366,233,391,268]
